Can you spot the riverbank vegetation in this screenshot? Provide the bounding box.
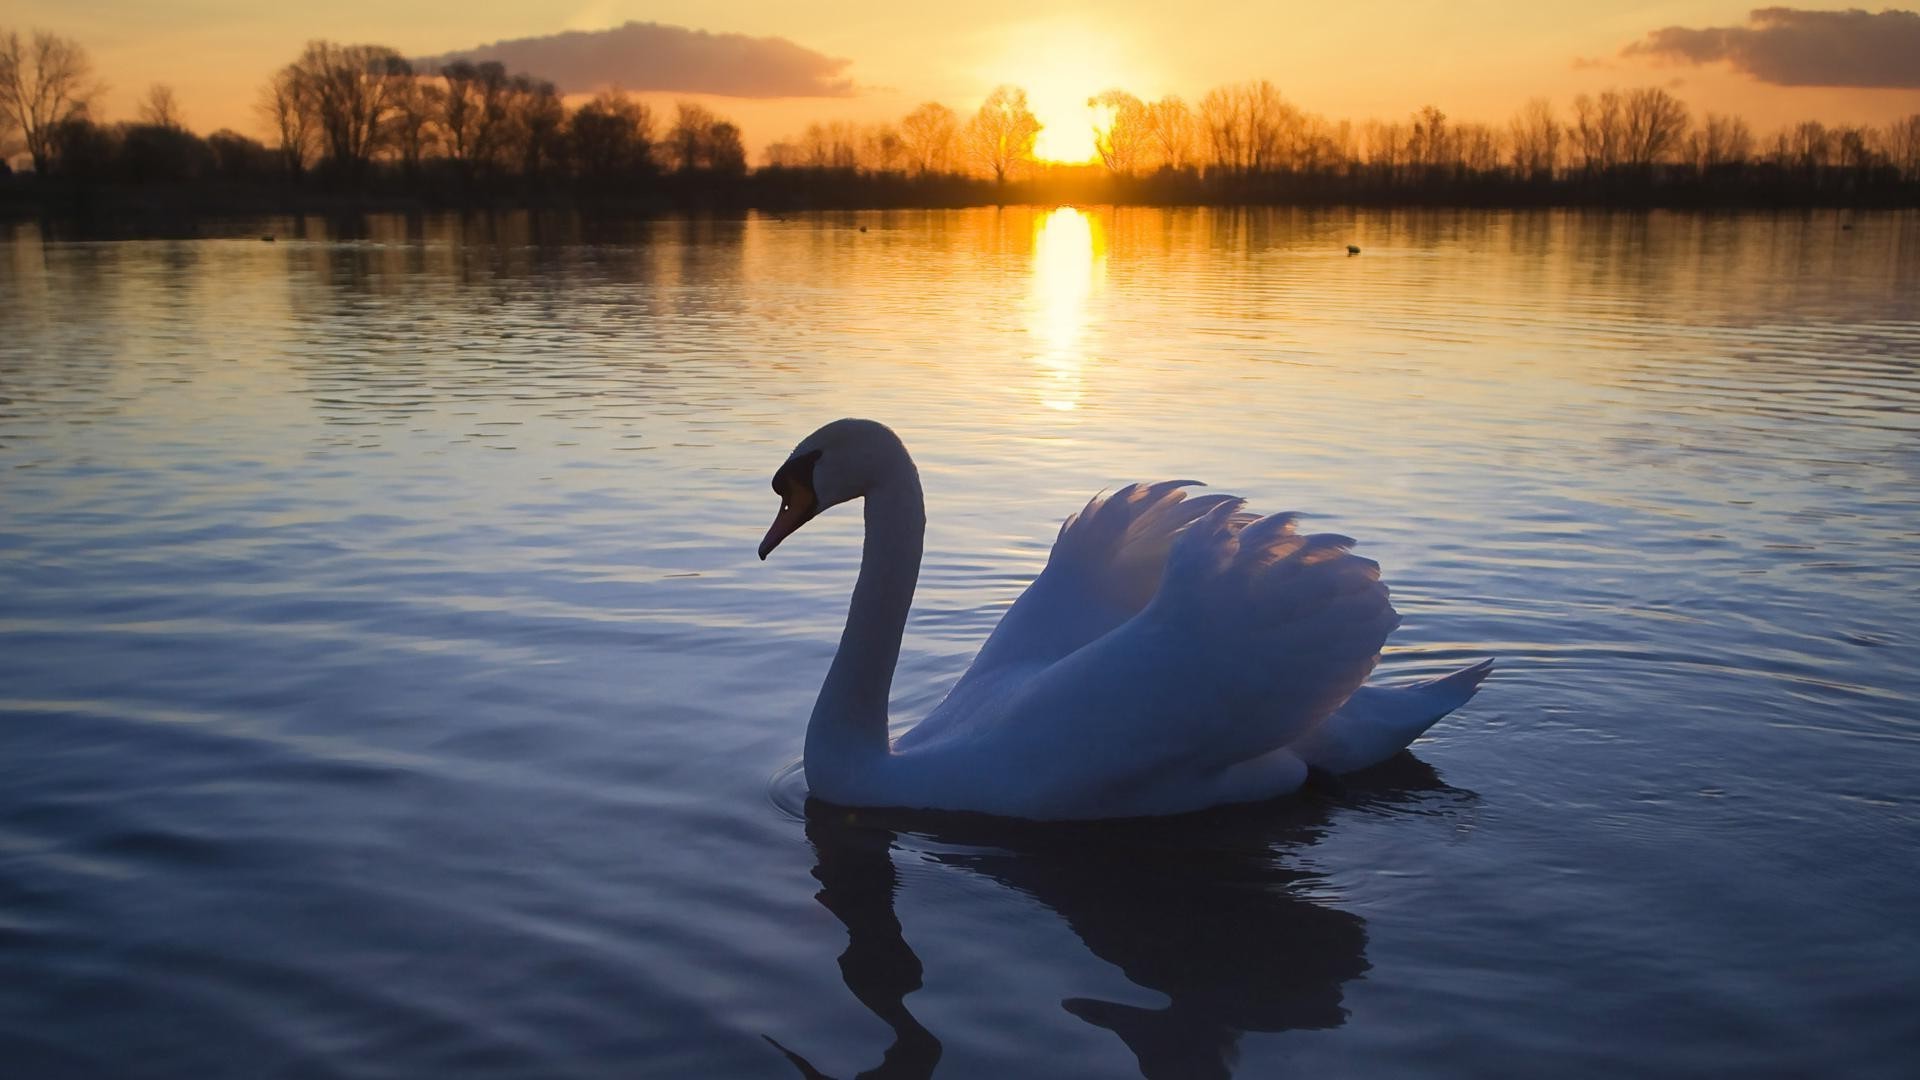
[3,28,1917,218]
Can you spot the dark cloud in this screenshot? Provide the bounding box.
[1622,7,1920,88]
[413,21,856,98]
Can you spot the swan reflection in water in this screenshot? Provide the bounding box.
[769,756,1474,1080]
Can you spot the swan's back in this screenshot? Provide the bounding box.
[893,496,1407,818]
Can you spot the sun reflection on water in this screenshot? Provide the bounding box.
[1027,206,1106,412]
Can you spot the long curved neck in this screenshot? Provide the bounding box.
[806,458,924,781]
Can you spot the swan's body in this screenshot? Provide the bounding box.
[760,419,1491,821]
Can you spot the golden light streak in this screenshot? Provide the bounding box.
[1026,206,1107,411]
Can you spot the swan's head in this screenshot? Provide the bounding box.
[759,418,908,560]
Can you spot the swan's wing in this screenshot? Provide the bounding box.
[996,500,1401,797]
[957,481,1242,680]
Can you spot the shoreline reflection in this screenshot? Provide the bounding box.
[776,756,1472,1079]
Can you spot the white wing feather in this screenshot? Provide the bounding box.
[892,483,1488,817]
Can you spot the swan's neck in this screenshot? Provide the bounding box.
[806,462,924,787]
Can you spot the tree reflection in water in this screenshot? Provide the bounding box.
[772,756,1472,1080]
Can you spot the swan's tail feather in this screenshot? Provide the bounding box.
[1288,658,1494,775]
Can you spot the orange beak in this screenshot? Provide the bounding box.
[759,496,818,560]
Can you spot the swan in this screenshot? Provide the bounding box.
[758,418,1491,821]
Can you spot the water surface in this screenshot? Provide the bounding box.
[3,208,1918,1077]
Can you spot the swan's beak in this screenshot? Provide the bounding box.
[762,448,824,560]
[758,497,818,560]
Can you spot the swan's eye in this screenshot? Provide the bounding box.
[781,501,790,512]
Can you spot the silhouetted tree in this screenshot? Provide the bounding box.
[799,120,860,168]
[861,123,905,172]
[138,83,181,129]
[707,120,746,175]
[206,128,274,179]
[965,85,1039,183]
[665,101,717,171]
[386,75,438,180]
[47,113,113,180]
[1409,105,1450,171]
[1089,89,1149,175]
[1573,90,1626,173]
[1145,96,1196,171]
[117,121,212,183]
[1687,113,1752,170]
[288,40,410,182]
[1455,121,1500,173]
[1621,87,1687,167]
[567,89,653,185]
[1509,98,1560,180]
[259,64,314,177]
[510,75,566,180]
[656,102,746,175]
[0,28,97,173]
[1886,114,1920,180]
[899,102,957,174]
[1787,120,1831,173]
[1198,85,1243,172]
[437,60,511,180]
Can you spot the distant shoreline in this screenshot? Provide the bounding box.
[5,170,1916,229]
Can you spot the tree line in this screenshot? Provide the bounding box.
[4,27,1917,214]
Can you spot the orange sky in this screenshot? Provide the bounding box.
[9,1,1918,159]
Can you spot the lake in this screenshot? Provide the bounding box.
[3,207,1917,1078]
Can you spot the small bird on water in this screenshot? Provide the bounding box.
[1347,244,1361,255]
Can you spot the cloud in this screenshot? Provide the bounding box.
[1622,7,1920,88]
[413,21,856,98]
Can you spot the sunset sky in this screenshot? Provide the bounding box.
[11,1,1919,159]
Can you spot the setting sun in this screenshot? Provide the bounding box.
[985,27,1135,163]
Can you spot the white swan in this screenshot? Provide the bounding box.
[759,418,1492,821]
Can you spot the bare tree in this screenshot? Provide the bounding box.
[1144,96,1195,170]
[1408,105,1450,170]
[899,102,957,174]
[289,40,409,180]
[1455,122,1501,173]
[1508,98,1560,179]
[0,28,98,173]
[1089,89,1150,175]
[798,120,859,168]
[437,60,511,178]
[258,64,314,176]
[860,123,905,172]
[1621,86,1688,167]
[1241,81,1299,172]
[1788,120,1831,171]
[138,83,181,129]
[1198,85,1244,173]
[567,88,654,182]
[1572,90,1624,172]
[664,102,743,172]
[965,85,1039,183]
[509,76,565,179]
[665,101,712,170]
[1363,119,1409,177]
[1197,81,1307,174]
[1687,113,1752,170]
[1885,114,1920,180]
[386,75,438,178]
[707,120,746,175]
[1294,115,1349,174]
[1832,124,1877,173]
[762,140,801,167]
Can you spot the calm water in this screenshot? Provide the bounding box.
[3,208,1918,1078]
